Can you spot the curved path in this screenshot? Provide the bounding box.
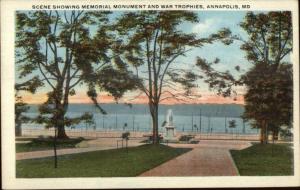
[140,140,252,176]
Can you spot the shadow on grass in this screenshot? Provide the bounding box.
[16,137,85,153]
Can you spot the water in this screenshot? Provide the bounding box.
[23,103,259,134]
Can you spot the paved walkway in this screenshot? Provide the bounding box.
[16,138,252,176]
[140,140,252,176]
[16,138,144,160]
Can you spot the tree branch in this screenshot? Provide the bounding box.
[69,78,83,89]
[158,48,192,99]
[64,11,70,24]
[277,27,292,62]
[146,36,153,102]
[152,29,160,102]
[280,48,292,60]
[126,91,145,101]
[37,62,55,89]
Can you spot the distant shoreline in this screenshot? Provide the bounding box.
[25,102,245,106]
[23,103,246,118]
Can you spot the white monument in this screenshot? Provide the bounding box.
[164,109,176,141]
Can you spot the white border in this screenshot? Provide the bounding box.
[1,0,299,189]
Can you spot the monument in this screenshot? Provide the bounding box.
[164,109,177,141]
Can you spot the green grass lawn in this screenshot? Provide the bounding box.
[230,143,294,176]
[15,137,36,141]
[16,144,191,177]
[16,137,84,153]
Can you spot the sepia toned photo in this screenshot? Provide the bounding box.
[1,0,299,189]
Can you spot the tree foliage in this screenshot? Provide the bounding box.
[194,11,293,144]
[239,12,292,66]
[242,62,293,141]
[228,120,236,128]
[15,11,137,138]
[240,11,293,143]
[195,57,243,97]
[113,11,232,143]
[15,95,30,136]
[15,78,42,136]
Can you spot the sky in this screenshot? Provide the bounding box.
[17,11,254,105]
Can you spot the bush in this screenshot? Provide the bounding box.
[279,128,293,141]
[16,137,85,152]
[179,135,194,142]
[189,139,199,144]
[122,132,130,140]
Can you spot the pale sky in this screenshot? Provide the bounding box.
[17,11,255,105]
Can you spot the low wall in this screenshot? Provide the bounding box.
[20,128,260,141]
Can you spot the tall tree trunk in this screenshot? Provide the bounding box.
[259,122,264,144]
[264,122,269,144]
[57,123,68,139]
[150,103,159,144]
[56,112,68,139]
[154,104,159,144]
[260,120,268,144]
[15,123,22,136]
[272,126,279,141]
[55,96,68,139]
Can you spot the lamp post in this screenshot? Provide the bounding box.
[199,108,202,139]
[191,112,194,132]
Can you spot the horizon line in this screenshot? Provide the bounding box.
[24,102,244,106]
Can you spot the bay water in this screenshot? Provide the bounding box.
[23,103,259,134]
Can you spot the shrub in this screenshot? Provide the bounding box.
[189,140,199,144]
[179,135,194,142]
[122,132,130,140]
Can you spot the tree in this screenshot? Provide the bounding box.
[238,11,293,144]
[195,11,293,144]
[121,131,130,151]
[238,12,292,68]
[15,95,29,136]
[193,124,198,132]
[114,11,232,144]
[81,112,95,131]
[16,10,137,139]
[228,120,236,134]
[270,64,293,140]
[228,120,237,137]
[123,123,128,130]
[15,77,43,136]
[243,62,292,142]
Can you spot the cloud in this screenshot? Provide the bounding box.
[192,18,222,36]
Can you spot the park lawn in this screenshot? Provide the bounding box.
[230,143,293,176]
[15,137,36,141]
[16,138,84,153]
[16,144,191,177]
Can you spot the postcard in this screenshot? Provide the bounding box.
[1,0,299,189]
